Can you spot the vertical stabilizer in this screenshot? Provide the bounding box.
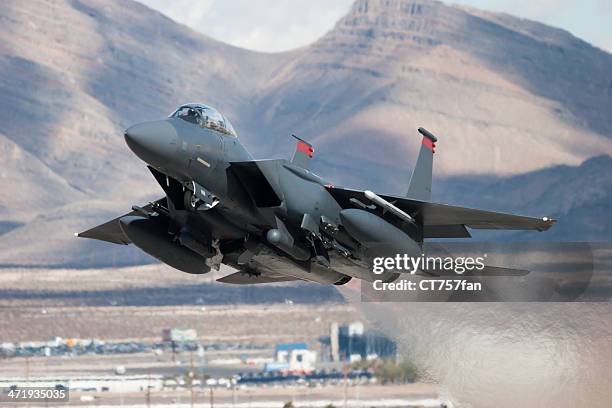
[406,127,437,201]
[291,134,314,169]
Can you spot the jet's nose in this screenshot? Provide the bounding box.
[124,120,177,167]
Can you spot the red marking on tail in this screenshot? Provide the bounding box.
[422,137,436,153]
[297,141,314,157]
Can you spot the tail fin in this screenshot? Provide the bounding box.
[291,134,314,169]
[406,127,437,201]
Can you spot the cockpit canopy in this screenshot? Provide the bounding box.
[170,103,237,137]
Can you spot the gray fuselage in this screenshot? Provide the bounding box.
[124,114,411,284]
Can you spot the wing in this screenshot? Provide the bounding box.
[77,215,131,245]
[327,186,555,237]
[76,198,167,244]
[217,270,302,284]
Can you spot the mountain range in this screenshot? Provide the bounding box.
[0,0,610,267]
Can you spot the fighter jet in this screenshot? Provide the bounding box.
[78,103,556,285]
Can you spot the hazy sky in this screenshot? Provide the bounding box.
[138,0,612,53]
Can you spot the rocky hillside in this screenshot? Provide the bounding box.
[0,0,610,267]
[248,0,612,190]
[0,0,293,220]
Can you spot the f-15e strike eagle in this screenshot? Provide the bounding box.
[78,103,555,285]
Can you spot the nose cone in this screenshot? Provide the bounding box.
[124,120,177,167]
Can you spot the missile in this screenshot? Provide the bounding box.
[364,190,416,225]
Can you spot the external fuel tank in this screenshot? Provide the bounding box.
[119,216,211,274]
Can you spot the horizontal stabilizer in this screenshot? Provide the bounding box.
[217,271,301,284]
[419,265,530,277]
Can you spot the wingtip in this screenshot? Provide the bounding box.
[539,217,557,231]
